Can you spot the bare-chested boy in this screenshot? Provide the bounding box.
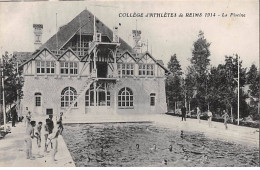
[25,121,36,159]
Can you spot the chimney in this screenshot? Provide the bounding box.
[132,30,142,54]
[33,24,43,50]
[113,26,119,43]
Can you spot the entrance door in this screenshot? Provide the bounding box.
[97,62,107,78]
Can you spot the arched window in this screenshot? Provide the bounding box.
[61,87,77,108]
[85,84,110,107]
[35,92,41,107]
[118,87,133,108]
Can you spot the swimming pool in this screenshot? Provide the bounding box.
[62,123,259,167]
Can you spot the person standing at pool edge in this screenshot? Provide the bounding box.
[196,107,201,123]
[44,119,49,152]
[25,107,31,127]
[181,105,186,121]
[222,110,229,130]
[25,121,36,159]
[47,115,54,149]
[35,121,43,157]
[48,121,61,161]
[207,109,213,127]
[58,112,64,135]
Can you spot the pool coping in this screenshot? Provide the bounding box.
[63,121,153,124]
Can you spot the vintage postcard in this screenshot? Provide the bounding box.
[0,0,259,167]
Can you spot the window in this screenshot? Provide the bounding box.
[36,61,55,74]
[35,92,41,107]
[118,87,133,108]
[60,62,78,75]
[36,61,45,74]
[117,63,134,77]
[61,87,77,108]
[138,64,154,76]
[150,93,156,106]
[85,90,90,106]
[46,61,55,74]
[107,92,110,106]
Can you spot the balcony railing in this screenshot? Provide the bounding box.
[51,48,89,57]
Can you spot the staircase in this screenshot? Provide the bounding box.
[63,79,95,118]
[88,41,98,55]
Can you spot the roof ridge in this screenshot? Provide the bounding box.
[38,9,133,53]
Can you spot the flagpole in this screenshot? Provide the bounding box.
[1,61,6,132]
[94,15,96,41]
[79,15,82,55]
[56,13,58,53]
[237,55,240,125]
[16,62,20,118]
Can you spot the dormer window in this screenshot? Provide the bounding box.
[117,63,134,77]
[36,61,55,74]
[138,64,154,76]
[46,61,55,74]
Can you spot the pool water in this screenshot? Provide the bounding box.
[62,123,259,167]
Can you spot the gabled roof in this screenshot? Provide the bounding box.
[19,47,56,67]
[137,52,170,73]
[33,47,57,60]
[18,9,169,74]
[40,9,133,53]
[57,48,81,61]
[117,50,137,62]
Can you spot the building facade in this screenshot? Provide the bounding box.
[20,9,169,118]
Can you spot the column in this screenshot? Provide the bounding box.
[105,83,107,106]
[114,83,117,114]
[93,48,97,78]
[113,49,118,77]
[94,81,97,107]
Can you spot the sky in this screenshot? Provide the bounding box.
[0,0,259,72]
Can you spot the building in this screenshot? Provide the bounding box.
[19,9,169,118]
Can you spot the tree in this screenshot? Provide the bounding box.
[206,55,248,120]
[167,54,182,77]
[246,64,260,120]
[0,52,24,125]
[247,64,260,99]
[184,66,197,113]
[190,30,211,111]
[166,54,183,112]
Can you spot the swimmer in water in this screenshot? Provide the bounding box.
[169,145,173,152]
[184,155,189,161]
[150,144,156,152]
[162,159,167,165]
[136,144,139,150]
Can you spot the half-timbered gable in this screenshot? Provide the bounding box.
[137,53,157,77]
[117,51,136,77]
[57,49,85,76]
[23,48,57,75]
